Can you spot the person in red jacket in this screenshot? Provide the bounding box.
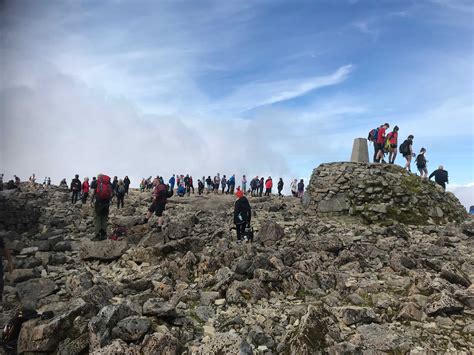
[386,126,399,164]
[264,177,273,196]
[81,177,90,204]
[375,123,390,163]
[144,178,169,232]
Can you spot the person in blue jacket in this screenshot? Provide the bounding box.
[169,174,176,191]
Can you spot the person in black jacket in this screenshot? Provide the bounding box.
[429,165,449,190]
[124,176,131,194]
[234,190,251,242]
[277,178,284,197]
[70,174,81,204]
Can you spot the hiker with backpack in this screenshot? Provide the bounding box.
[229,174,236,195]
[0,235,14,303]
[265,177,273,196]
[221,175,227,194]
[206,176,213,193]
[429,165,449,190]
[116,179,126,208]
[124,176,131,194]
[385,126,399,164]
[374,123,390,163]
[81,177,90,204]
[112,176,118,193]
[399,135,415,172]
[143,178,170,232]
[234,189,251,242]
[367,127,378,162]
[416,148,428,178]
[278,178,284,196]
[70,174,81,204]
[91,174,114,240]
[250,176,258,196]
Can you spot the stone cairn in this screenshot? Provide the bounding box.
[304,162,467,225]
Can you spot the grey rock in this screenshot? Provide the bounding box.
[257,221,285,246]
[140,332,178,354]
[335,306,377,326]
[9,268,40,283]
[80,240,128,261]
[16,278,59,308]
[112,316,150,342]
[142,298,177,318]
[425,293,464,316]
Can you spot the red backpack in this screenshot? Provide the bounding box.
[96,175,112,201]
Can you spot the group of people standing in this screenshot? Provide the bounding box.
[368,123,449,190]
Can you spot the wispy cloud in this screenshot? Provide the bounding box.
[218,64,354,112]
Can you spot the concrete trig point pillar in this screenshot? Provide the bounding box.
[351,138,369,163]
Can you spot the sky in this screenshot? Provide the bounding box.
[0,0,473,206]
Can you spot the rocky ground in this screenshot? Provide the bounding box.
[0,183,473,354]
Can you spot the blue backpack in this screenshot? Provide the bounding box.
[368,128,379,142]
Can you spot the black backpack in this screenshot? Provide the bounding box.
[399,140,410,155]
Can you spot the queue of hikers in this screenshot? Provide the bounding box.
[368,123,449,190]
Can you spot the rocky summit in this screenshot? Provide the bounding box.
[0,163,473,354]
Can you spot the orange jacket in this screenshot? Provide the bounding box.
[265,179,273,189]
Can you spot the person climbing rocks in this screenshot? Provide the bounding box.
[375,123,390,163]
[242,175,247,194]
[234,189,251,242]
[0,235,14,303]
[297,179,305,199]
[70,174,81,204]
[429,165,449,190]
[47,177,51,186]
[124,176,131,194]
[91,174,113,240]
[386,126,399,164]
[144,178,169,232]
[399,135,415,172]
[81,177,90,204]
[416,148,428,179]
[169,174,176,192]
[116,179,126,208]
[259,177,264,197]
[265,177,273,196]
[278,178,284,197]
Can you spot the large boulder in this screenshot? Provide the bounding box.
[80,240,128,261]
[88,304,136,349]
[257,221,285,246]
[16,278,59,308]
[140,332,179,354]
[112,316,150,342]
[17,298,89,353]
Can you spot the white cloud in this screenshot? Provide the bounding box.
[448,183,474,210]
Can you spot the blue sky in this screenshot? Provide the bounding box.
[1,0,473,204]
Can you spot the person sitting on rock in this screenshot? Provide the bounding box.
[116,179,126,208]
[234,189,251,242]
[177,183,186,197]
[277,178,284,197]
[91,174,113,240]
[0,235,14,303]
[416,147,428,179]
[144,178,169,232]
[429,165,449,190]
[70,174,81,204]
[81,177,90,204]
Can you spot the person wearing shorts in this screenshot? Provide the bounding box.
[375,123,389,163]
[143,178,168,232]
[387,125,399,164]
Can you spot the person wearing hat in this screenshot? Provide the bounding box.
[234,189,251,242]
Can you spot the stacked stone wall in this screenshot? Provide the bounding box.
[305,162,467,225]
